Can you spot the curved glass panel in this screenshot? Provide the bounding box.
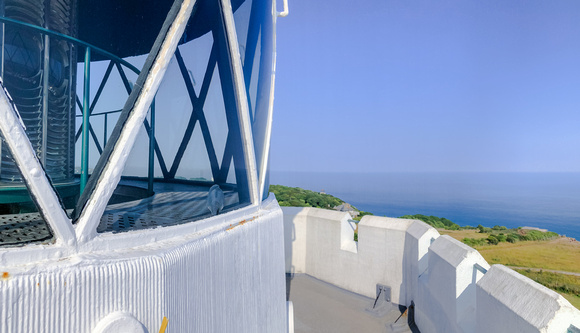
[1,0,77,186]
[0,0,78,245]
[94,1,255,233]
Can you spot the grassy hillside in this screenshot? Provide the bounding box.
[440,229,580,273]
[269,185,344,208]
[399,214,462,230]
[440,228,580,309]
[269,185,373,220]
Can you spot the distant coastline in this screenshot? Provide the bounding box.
[270,184,573,243]
[270,171,580,240]
[270,182,580,309]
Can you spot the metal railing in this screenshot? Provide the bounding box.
[474,263,488,274]
[0,16,156,196]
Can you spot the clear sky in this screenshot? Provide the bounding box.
[270,0,580,173]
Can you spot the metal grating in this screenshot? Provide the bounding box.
[0,213,53,247]
[0,186,241,246]
[97,189,240,233]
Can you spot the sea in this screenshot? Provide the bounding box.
[270,171,580,241]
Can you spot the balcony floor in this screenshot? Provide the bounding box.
[286,274,418,333]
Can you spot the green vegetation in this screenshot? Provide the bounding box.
[399,214,460,230]
[462,237,488,247]
[353,210,373,221]
[515,269,580,298]
[269,185,344,209]
[561,293,580,311]
[438,228,580,310]
[516,268,580,309]
[269,185,373,219]
[269,184,373,242]
[461,226,559,247]
[474,240,580,274]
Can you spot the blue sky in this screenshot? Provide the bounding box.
[270,0,580,173]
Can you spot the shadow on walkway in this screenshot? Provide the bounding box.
[286,274,419,333]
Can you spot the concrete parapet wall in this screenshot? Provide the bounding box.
[358,215,420,303]
[476,265,580,333]
[415,235,489,333]
[404,220,440,306]
[282,207,580,333]
[282,207,437,305]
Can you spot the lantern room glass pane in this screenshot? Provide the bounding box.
[94,5,254,233]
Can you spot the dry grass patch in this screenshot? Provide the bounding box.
[515,269,580,311]
[437,230,580,273]
[475,238,580,273]
[438,229,488,242]
[515,269,580,294]
[561,293,580,311]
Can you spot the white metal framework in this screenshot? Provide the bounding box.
[0,0,279,257]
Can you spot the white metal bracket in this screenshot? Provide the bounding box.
[277,0,289,17]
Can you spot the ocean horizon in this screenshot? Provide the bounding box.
[270,171,580,241]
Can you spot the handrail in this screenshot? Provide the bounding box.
[474,263,488,274]
[0,17,140,74]
[75,109,123,117]
[80,47,91,192]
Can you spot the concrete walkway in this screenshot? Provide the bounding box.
[286,274,418,333]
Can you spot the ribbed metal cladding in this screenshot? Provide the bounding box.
[0,0,77,183]
[0,208,287,332]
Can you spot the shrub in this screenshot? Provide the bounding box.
[487,235,499,245]
[354,210,373,221]
[462,238,487,247]
[399,214,461,230]
[496,233,507,242]
[270,185,344,209]
[517,229,560,242]
[506,234,518,243]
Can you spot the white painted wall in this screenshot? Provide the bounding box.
[0,197,286,333]
[357,215,415,303]
[476,265,580,333]
[404,220,440,306]
[283,206,310,274]
[282,207,580,333]
[282,208,436,304]
[415,235,489,333]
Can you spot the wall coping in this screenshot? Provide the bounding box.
[360,215,414,231]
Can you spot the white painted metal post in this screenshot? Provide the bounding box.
[220,0,260,205]
[257,0,278,201]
